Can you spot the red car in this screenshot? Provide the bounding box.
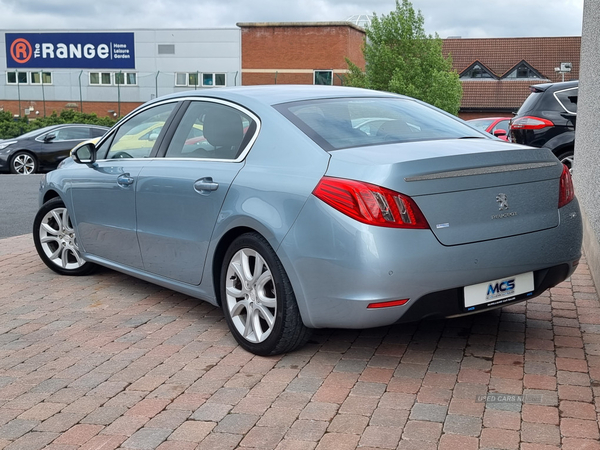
[467,117,511,141]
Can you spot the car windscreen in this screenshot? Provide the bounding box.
[275,97,483,151]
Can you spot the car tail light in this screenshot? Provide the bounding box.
[558,164,574,208]
[510,116,554,130]
[313,176,429,229]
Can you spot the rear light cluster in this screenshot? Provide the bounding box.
[510,116,554,130]
[558,164,575,208]
[313,176,429,229]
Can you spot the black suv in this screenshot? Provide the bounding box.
[510,80,577,172]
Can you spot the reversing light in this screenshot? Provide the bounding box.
[367,299,409,309]
[313,177,429,229]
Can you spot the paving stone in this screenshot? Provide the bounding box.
[409,403,447,423]
[442,414,482,436]
[121,427,171,449]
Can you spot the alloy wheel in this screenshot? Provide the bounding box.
[225,248,277,344]
[12,153,36,174]
[38,207,86,271]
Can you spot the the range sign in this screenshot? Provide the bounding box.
[6,32,135,69]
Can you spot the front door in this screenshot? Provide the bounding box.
[70,101,178,269]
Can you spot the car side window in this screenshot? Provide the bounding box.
[54,127,92,141]
[102,102,177,159]
[554,88,578,114]
[90,127,107,138]
[165,101,255,160]
[492,120,509,133]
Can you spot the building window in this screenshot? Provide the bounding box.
[460,62,496,80]
[90,72,137,86]
[175,72,188,86]
[7,71,52,84]
[115,72,137,85]
[314,70,333,85]
[202,73,226,87]
[175,72,226,87]
[504,61,544,80]
[31,72,52,84]
[90,72,112,85]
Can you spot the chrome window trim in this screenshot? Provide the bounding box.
[34,125,107,143]
[553,87,578,115]
[94,97,261,164]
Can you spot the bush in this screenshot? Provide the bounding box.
[0,109,117,139]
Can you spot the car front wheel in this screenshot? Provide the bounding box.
[33,198,96,276]
[10,151,38,175]
[221,232,311,355]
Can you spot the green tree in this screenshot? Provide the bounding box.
[346,0,462,115]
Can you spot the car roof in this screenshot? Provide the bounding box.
[149,85,404,107]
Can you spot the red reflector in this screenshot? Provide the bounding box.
[367,299,409,309]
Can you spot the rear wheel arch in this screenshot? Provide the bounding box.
[212,226,257,307]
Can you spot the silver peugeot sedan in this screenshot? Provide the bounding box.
[33,85,583,355]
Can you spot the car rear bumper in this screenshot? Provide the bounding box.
[279,196,583,329]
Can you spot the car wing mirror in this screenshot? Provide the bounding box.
[493,129,507,137]
[44,133,57,142]
[72,143,97,164]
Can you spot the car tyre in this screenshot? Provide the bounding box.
[10,151,38,175]
[33,198,96,276]
[557,150,574,174]
[221,232,311,355]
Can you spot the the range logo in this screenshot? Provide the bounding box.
[6,33,135,69]
[10,38,33,64]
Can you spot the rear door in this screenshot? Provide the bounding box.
[136,99,259,285]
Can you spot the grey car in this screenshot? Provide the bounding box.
[33,85,583,355]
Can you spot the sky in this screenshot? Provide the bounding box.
[0,0,584,38]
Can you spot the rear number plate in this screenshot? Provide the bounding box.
[464,272,534,311]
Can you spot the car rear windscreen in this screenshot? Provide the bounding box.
[275,97,483,151]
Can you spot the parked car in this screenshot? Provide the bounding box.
[33,85,582,355]
[0,124,109,175]
[467,117,511,141]
[510,80,578,172]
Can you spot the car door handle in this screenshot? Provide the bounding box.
[194,177,219,194]
[117,173,135,186]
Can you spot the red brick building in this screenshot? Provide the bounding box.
[443,37,581,119]
[238,22,365,86]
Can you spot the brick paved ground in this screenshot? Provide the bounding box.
[0,233,599,450]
